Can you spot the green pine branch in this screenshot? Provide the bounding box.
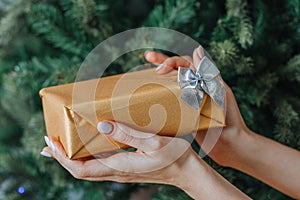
[0,1,299,199]
[0,0,31,47]
[282,54,300,83]
[145,0,196,29]
[274,100,299,146]
[213,0,253,49]
[28,4,84,56]
[226,0,253,48]
[210,40,239,67]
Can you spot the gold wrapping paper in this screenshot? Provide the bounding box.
[40,68,225,159]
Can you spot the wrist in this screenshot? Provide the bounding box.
[172,151,208,198]
[222,128,256,168]
[212,127,254,168]
[171,150,251,199]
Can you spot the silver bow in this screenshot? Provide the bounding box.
[178,56,225,110]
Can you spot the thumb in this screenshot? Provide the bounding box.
[97,121,163,152]
[193,45,205,68]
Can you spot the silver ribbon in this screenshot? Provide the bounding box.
[178,56,225,110]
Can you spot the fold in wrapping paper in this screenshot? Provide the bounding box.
[40,68,225,159]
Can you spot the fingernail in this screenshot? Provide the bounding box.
[155,64,164,72]
[197,45,204,57]
[44,136,56,153]
[40,150,52,158]
[97,121,114,135]
[44,136,51,147]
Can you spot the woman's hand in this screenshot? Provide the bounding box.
[145,46,300,199]
[42,121,191,183]
[145,46,249,167]
[41,121,250,199]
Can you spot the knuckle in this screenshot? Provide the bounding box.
[112,125,135,144]
[118,133,134,145]
[165,56,177,63]
[150,136,164,151]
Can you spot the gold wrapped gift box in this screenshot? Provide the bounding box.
[40,68,225,159]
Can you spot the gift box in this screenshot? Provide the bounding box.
[40,68,225,159]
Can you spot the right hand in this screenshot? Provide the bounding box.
[145,46,251,167]
[146,47,300,199]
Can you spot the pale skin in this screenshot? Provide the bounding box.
[41,46,300,199]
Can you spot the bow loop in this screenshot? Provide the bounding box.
[197,56,220,81]
[178,56,225,110]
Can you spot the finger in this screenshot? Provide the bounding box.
[163,56,192,69]
[182,55,193,64]
[47,136,88,176]
[156,56,192,75]
[40,146,52,158]
[47,136,114,180]
[193,45,205,69]
[97,121,165,152]
[144,51,169,65]
[99,137,191,174]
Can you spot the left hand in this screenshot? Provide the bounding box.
[41,121,250,199]
[41,121,193,184]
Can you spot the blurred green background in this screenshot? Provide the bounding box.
[0,0,299,199]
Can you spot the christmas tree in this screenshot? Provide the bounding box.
[0,0,299,199]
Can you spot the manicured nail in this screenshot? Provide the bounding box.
[155,64,164,72]
[44,136,51,147]
[44,136,56,153]
[97,121,114,135]
[197,45,204,57]
[40,150,52,158]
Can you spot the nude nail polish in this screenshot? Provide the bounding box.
[44,136,56,153]
[97,121,114,135]
[40,150,52,158]
[197,45,204,57]
[155,64,164,71]
[44,136,51,147]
